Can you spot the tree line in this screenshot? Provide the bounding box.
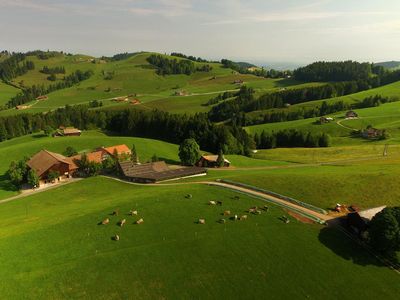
[0,53,35,81]
[254,129,331,149]
[147,54,212,76]
[236,95,398,126]
[6,69,94,108]
[170,52,210,63]
[40,65,66,75]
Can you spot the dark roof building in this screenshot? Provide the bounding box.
[27,150,78,181]
[119,161,207,183]
[345,111,358,118]
[197,155,230,168]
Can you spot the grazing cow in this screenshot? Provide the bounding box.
[185,194,193,199]
[249,208,257,214]
[112,210,119,216]
[219,218,226,224]
[234,214,238,221]
[263,205,269,211]
[217,201,223,206]
[209,201,216,205]
[198,218,205,224]
[101,218,110,225]
[130,210,138,216]
[136,218,144,225]
[240,215,248,220]
[256,210,262,215]
[114,234,120,241]
[119,219,126,227]
[223,210,231,216]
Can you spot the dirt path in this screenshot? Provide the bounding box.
[336,118,357,131]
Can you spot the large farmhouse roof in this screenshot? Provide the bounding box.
[71,150,104,164]
[103,144,131,156]
[27,150,78,177]
[119,161,206,182]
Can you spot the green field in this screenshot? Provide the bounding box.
[0,177,399,299]
[0,131,180,200]
[0,82,20,106]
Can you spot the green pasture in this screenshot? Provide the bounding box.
[0,177,399,299]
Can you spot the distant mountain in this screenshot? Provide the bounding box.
[375,61,400,69]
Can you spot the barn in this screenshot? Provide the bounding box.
[196,155,231,168]
[27,150,78,184]
[119,161,207,183]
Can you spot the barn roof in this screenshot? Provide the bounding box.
[201,155,231,164]
[119,161,206,182]
[103,144,131,156]
[63,127,81,135]
[27,150,78,177]
[71,150,104,164]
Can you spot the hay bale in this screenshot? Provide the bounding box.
[101,218,110,225]
[136,218,144,225]
[198,218,205,224]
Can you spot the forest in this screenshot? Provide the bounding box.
[147,54,212,75]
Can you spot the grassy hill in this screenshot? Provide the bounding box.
[1,176,399,298]
[0,82,20,106]
[0,52,308,116]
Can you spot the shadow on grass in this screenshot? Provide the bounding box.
[32,133,47,139]
[0,174,18,193]
[318,226,385,267]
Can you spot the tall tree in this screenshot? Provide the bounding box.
[179,138,201,166]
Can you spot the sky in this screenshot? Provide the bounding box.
[1,0,400,65]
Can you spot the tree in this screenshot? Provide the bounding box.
[63,146,78,157]
[44,125,54,136]
[179,138,201,166]
[27,169,39,188]
[368,207,400,259]
[131,144,139,163]
[102,156,116,174]
[216,150,225,167]
[47,170,60,182]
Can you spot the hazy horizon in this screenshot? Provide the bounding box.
[1,0,400,64]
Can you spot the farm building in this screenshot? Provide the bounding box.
[362,127,384,139]
[54,127,82,137]
[36,95,48,100]
[27,150,78,184]
[196,155,231,168]
[319,116,334,124]
[233,79,244,84]
[119,161,207,183]
[72,144,131,163]
[345,111,358,118]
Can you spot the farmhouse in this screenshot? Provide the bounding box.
[72,144,131,163]
[27,150,78,183]
[36,95,48,101]
[362,127,384,139]
[196,155,231,168]
[119,161,207,183]
[345,111,358,118]
[54,127,82,137]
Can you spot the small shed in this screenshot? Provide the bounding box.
[196,155,231,168]
[345,111,358,118]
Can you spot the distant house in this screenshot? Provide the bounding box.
[345,111,358,118]
[72,144,131,163]
[196,155,231,168]
[233,79,244,85]
[54,127,82,137]
[362,127,383,139]
[119,161,207,183]
[319,116,334,124]
[36,95,48,101]
[27,150,78,184]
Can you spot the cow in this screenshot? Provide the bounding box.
[114,234,120,241]
[130,210,138,216]
[101,218,110,225]
[223,210,231,216]
[136,218,144,224]
[112,210,119,216]
[217,201,223,206]
[240,215,248,220]
[198,219,206,224]
[219,218,226,224]
[209,201,216,205]
[119,219,126,227]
